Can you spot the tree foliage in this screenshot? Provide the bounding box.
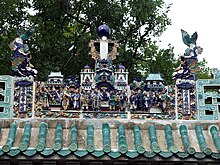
[0,0,31,74]
[140,43,179,85]
[0,0,176,83]
[197,58,212,79]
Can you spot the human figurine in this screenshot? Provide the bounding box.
[80,89,89,110]
[129,90,137,111]
[35,88,42,110]
[136,89,145,111]
[68,87,75,109]
[151,92,157,107]
[109,91,116,111]
[49,86,60,106]
[143,91,149,111]
[160,91,168,112]
[158,94,163,109]
[87,90,93,110]
[117,91,122,111]
[121,90,127,111]
[61,87,70,110]
[9,28,37,77]
[41,86,50,109]
[117,90,125,111]
[152,91,163,109]
[100,88,109,107]
[92,88,100,111]
[172,56,191,80]
[72,89,81,109]
[115,91,121,111]
[14,87,20,103]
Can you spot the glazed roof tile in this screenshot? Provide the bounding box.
[0,119,219,160]
[146,74,163,81]
[48,72,63,78]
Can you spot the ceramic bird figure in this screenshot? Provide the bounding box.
[181,29,198,47]
[16,27,35,41]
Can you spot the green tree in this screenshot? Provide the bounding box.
[139,43,179,85]
[197,58,212,79]
[0,0,173,82]
[0,0,31,74]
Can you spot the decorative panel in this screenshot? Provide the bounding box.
[0,75,13,118]
[13,77,34,118]
[197,69,220,120]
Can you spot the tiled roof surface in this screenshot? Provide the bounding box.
[0,119,219,160]
[48,72,64,78]
[146,74,163,81]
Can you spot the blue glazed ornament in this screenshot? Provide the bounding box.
[97,25,111,38]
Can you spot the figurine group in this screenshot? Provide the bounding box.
[129,87,175,114]
[35,82,129,112]
[10,26,200,120]
[35,83,81,111]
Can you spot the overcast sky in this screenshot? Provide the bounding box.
[159,0,220,69]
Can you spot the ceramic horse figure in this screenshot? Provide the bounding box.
[173,30,203,81]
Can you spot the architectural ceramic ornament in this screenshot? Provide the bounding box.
[173,29,203,81]
[0,76,13,118]
[129,75,176,120]
[88,25,127,91]
[197,68,220,120]
[1,25,214,121]
[9,28,37,78]
[13,77,34,118]
[89,25,119,61]
[173,29,202,120]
